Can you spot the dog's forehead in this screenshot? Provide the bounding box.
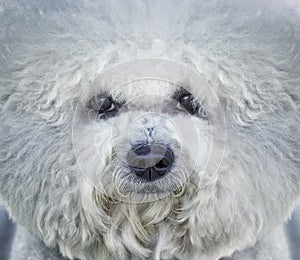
[111,79,177,100]
[79,59,215,104]
[82,77,211,105]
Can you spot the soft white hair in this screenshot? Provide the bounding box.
[0,0,299,259]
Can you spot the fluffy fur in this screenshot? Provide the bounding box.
[0,0,300,259]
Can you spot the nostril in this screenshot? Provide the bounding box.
[131,143,151,156]
[132,159,148,170]
[154,147,174,171]
[154,158,171,171]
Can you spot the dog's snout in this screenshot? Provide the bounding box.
[128,143,174,182]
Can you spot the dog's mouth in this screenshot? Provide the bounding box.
[123,174,186,194]
[98,176,187,205]
[99,160,187,202]
[105,165,189,203]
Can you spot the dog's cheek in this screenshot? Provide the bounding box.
[174,117,212,172]
[73,121,114,185]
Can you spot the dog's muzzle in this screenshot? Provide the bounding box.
[127,143,174,182]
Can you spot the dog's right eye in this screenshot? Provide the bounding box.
[97,96,119,119]
[88,94,120,120]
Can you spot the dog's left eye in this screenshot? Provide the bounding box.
[178,94,196,113]
[177,93,207,119]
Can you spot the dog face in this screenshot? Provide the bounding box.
[73,61,222,201]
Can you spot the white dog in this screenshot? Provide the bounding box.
[0,0,299,260]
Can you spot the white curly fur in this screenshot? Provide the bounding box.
[0,0,300,260]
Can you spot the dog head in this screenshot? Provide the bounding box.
[0,1,300,260]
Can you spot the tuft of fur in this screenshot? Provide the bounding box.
[0,0,300,260]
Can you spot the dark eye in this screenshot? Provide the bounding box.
[97,96,118,119]
[88,94,120,120]
[176,92,208,119]
[179,94,195,113]
[99,96,113,112]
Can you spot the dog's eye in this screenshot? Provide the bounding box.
[87,94,120,120]
[177,93,208,119]
[99,96,114,112]
[178,94,195,113]
[97,96,119,119]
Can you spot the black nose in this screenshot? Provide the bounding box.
[128,143,174,182]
